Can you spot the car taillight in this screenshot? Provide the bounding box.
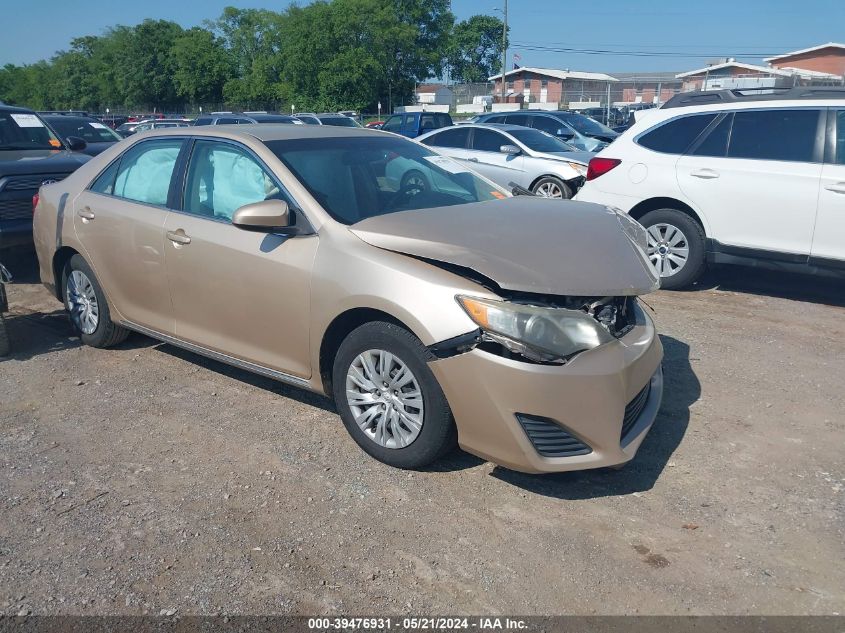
[586,157,621,181]
[32,192,39,214]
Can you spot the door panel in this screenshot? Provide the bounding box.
[73,138,183,332]
[468,128,525,188]
[812,109,845,262]
[164,139,317,377]
[677,109,823,255]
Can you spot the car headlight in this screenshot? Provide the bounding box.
[567,162,588,176]
[457,295,614,363]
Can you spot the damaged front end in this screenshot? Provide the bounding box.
[432,292,645,365]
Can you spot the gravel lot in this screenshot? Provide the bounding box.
[1,249,843,616]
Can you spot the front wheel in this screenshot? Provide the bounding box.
[531,176,573,199]
[332,321,457,469]
[62,254,129,348]
[638,208,707,290]
[0,313,9,356]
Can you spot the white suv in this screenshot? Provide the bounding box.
[575,87,845,289]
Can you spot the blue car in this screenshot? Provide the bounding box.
[380,112,453,138]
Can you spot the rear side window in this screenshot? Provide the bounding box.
[421,127,470,148]
[637,114,717,154]
[691,114,732,157]
[216,118,238,125]
[113,139,182,206]
[530,115,563,135]
[471,128,508,152]
[194,117,213,126]
[506,113,531,127]
[727,109,819,163]
[484,115,506,124]
[435,114,452,127]
[89,160,120,195]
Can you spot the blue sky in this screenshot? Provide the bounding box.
[1,0,842,74]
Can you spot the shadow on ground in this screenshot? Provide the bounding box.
[691,264,845,309]
[491,335,699,500]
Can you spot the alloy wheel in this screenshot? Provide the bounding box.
[646,222,690,277]
[345,349,424,449]
[534,181,563,198]
[66,270,99,335]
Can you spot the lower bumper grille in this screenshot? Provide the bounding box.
[516,414,592,458]
[621,382,651,442]
[0,199,34,221]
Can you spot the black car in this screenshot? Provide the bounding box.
[193,112,302,126]
[41,114,123,156]
[0,105,90,249]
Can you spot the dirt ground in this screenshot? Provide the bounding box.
[1,249,843,617]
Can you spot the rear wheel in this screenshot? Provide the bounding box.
[531,176,573,200]
[638,208,707,289]
[62,254,129,348]
[332,321,457,469]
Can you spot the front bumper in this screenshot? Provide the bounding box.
[428,310,664,473]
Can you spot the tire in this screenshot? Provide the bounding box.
[531,176,573,199]
[638,208,707,290]
[62,254,129,348]
[0,313,9,357]
[400,170,429,193]
[332,321,457,469]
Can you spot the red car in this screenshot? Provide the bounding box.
[365,121,384,129]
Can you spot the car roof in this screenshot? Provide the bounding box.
[0,104,36,114]
[434,122,523,133]
[132,124,378,142]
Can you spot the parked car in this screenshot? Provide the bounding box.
[0,105,90,249]
[474,110,618,152]
[579,107,625,128]
[32,125,663,474]
[0,261,9,355]
[41,115,123,156]
[365,121,385,129]
[313,113,362,127]
[575,86,845,288]
[193,113,301,126]
[416,123,591,198]
[612,104,658,133]
[294,113,322,125]
[132,119,192,133]
[115,121,146,137]
[380,112,453,138]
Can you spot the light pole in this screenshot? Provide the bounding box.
[500,0,508,101]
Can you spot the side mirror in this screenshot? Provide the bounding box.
[66,136,87,152]
[500,144,521,156]
[232,199,291,232]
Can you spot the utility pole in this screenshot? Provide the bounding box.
[500,0,508,100]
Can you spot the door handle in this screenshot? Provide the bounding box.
[690,169,720,179]
[77,208,95,220]
[466,157,479,162]
[824,182,845,194]
[166,230,191,245]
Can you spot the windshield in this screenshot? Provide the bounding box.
[0,111,63,150]
[46,118,121,143]
[508,128,578,152]
[318,116,359,127]
[558,112,616,136]
[267,135,505,224]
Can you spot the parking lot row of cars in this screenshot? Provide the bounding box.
[2,85,845,473]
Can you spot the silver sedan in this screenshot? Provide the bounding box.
[417,123,595,199]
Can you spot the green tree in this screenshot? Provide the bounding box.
[171,28,232,104]
[448,15,507,83]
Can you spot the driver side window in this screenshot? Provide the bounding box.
[182,140,287,222]
[531,116,562,135]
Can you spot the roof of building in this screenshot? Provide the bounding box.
[764,42,845,62]
[488,67,618,82]
[677,60,842,80]
[676,62,793,78]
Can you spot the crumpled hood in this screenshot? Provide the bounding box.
[350,197,659,296]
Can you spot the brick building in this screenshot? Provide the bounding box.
[489,67,617,107]
[765,42,845,78]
